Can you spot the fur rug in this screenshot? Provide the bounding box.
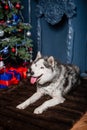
[0,78,87,130]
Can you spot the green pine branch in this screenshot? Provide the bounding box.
[0,0,33,62]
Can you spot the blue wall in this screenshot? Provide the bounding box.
[40,17,68,63]
[22,0,87,73]
[21,0,29,23]
[72,0,87,72]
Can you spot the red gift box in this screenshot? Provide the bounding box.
[9,66,28,79]
[0,66,28,88]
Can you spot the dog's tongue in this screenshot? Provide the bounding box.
[30,77,37,84]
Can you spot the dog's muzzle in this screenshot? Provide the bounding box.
[30,71,34,76]
[30,74,43,84]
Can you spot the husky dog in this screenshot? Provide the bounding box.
[16,52,80,114]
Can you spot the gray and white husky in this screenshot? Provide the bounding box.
[16,51,80,114]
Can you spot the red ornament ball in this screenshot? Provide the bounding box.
[18,29,23,32]
[15,3,21,9]
[28,47,32,51]
[0,57,3,61]
[11,47,16,53]
[0,20,5,24]
[4,4,9,10]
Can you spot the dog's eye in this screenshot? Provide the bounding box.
[40,66,44,69]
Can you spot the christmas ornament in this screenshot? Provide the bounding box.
[28,47,32,51]
[18,29,23,33]
[12,14,19,22]
[0,57,3,61]
[11,47,16,53]
[15,3,21,9]
[30,59,33,63]
[6,20,11,24]
[0,20,5,25]
[3,47,9,54]
[4,4,9,10]
[26,31,31,37]
[0,30,4,37]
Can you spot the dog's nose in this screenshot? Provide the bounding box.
[31,71,34,76]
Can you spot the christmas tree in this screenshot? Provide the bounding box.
[0,0,33,64]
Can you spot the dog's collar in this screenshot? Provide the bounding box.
[37,81,52,88]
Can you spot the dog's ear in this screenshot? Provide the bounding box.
[48,56,54,67]
[35,51,42,60]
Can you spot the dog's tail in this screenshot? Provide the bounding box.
[74,65,80,74]
[74,65,81,85]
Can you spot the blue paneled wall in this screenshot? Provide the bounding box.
[39,17,68,63]
[22,0,87,73]
[72,0,87,72]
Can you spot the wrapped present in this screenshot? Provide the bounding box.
[0,71,20,88]
[0,66,28,89]
[0,72,12,87]
[0,85,8,89]
[9,66,28,79]
[8,70,21,81]
[16,67,28,78]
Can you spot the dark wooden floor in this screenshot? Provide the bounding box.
[0,78,87,130]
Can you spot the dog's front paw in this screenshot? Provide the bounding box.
[16,104,26,109]
[60,97,65,103]
[34,107,43,114]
